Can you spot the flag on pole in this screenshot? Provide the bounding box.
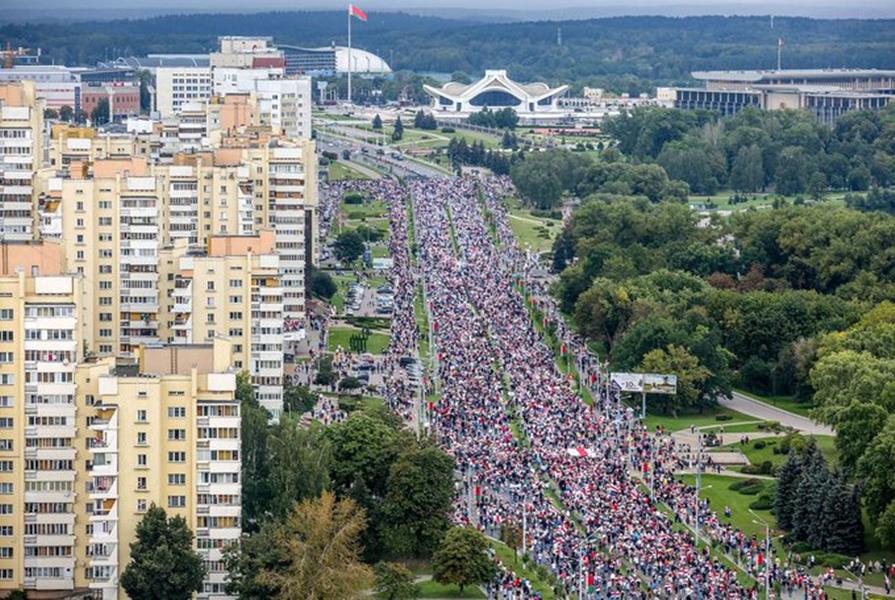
[349,4,368,21]
[778,37,784,47]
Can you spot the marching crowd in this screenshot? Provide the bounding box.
[334,174,848,599]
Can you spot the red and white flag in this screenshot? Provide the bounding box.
[349,4,368,21]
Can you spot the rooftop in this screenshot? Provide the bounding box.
[693,68,895,83]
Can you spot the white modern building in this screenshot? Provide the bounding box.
[424,70,568,118]
[155,67,213,118]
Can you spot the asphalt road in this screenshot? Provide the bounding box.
[719,390,834,435]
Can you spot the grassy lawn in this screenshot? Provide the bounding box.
[701,421,773,434]
[342,199,387,219]
[734,388,818,419]
[727,435,838,472]
[678,474,776,537]
[327,325,391,354]
[328,161,369,181]
[490,539,556,599]
[416,580,485,599]
[507,209,561,253]
[370,244,390,258]
[641,405,756,433]
[691,190,849,212]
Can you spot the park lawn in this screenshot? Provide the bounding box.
[416,579,486,599]
[507,212,561,253]
[342,199,387,219]
[489,539,557,599]
[327,325,391,354]
[370,244,390,258]
[677,474,776,538]
[734,388,817,418]
[727,435,838,471]
[641,405,755,433]
[328,161,368,181]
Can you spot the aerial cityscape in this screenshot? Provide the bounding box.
[0,2,894,599]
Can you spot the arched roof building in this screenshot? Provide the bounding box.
[424,70,568,117]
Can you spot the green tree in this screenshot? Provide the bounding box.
[265,419,332,520]
[374,562,418,600]
[639,344,710,414]
[833,401,888,472]
[774,451,803,530]
[432,526,496,593]
[380,443,455,558]
[857,416,895,540]
[59,104,74,122]
[326,411,402,496]
[729,144,764,193]
[283,383,317,414]
[334,230,365,264]
[392,116,404,142]
[259,492,373,599]
[499,522,523,564]
[91,97,110,126]
[120,505,206,600]
[573,280,635,354]
[224,521,289,599]
[44,107,59,120]
[372,114,383,130]
[309,267,337,300]
[238,371,271,531]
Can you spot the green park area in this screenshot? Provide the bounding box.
[327,325,391,354]
[328,161,369,181]
[641,405,754,432]
[507,208,562,253]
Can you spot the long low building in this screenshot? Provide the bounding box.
[664,68,895,123]
[424,70,568,118]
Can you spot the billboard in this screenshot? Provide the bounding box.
[610,372,677,395]
[610,372,643,393]
[643,373,677,395]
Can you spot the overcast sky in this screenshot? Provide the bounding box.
[7,0,895,19]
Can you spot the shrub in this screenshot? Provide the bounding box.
[729,478,765,495]
[749,494,774,510]
[441,127,455,133]
[715,414,733,422]
[344,192,365,204]
[753,440,767,450]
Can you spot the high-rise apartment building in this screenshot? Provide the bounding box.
[164,231,284,417]
[0,242,87,595]
[0,81,43,242]
[79,338,239,600]
[155,68,213,118]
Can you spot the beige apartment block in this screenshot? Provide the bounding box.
[78,338,239,599]
[163,231,284,417]
[0,243,87,596]
[0,81,44,242]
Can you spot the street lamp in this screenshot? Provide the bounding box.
[749,508,771,600]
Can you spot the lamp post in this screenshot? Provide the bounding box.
[749,509,771,600]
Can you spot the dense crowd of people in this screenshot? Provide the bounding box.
[335,174,840,599]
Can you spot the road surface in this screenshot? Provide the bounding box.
[719,391,834,436]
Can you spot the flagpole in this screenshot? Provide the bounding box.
[347,5,352,105]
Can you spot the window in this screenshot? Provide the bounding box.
[229,279,242,288]
[0,527,11,536]
[0,375,12,386]
[0,483,12,494]
[168,451,186,463]
[0,505,13,514]
[137,454,147,467]
[167,495,186,508]
[0,548,11,558]
[167,407,186,418]
[136,477,147,490]
[0,569,12,580]
[168,429,186,441]
[0,419,12,429]
[136,432,147,445]
[0,440,11,451]
[0,353,12,364]
[168,473,186,486]
[0,332,12,341]
[137,499,147,512]
[0,310,11,321]
[136,410,147,422]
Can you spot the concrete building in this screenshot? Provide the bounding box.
[0,242,88,597]
[0,67,80,115]
[424,70,568,118]
[0,81,43,242]
[79,338,239,599]
[669,68,895,123]
[155,68,213,118]
[166,231,285,417]
[80,83,141,122]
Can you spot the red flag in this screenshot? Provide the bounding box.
[349,4,368,20]
[560,342,567,355]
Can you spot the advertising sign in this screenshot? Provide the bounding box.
[610,372,643,393]
[643,373,678,395]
